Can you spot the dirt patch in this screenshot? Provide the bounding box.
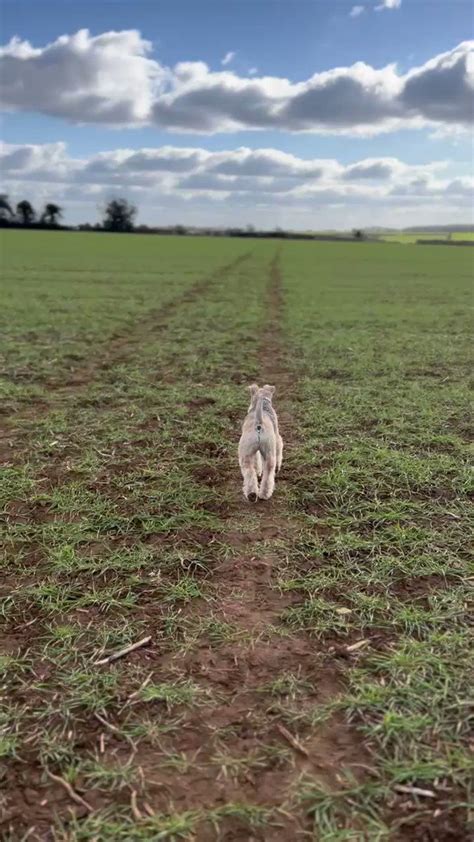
[191,464,221,485]
[389,799,472,842]
[186,396,217,409]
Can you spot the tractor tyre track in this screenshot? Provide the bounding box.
[132,248,368,839]
[0,251,253,465]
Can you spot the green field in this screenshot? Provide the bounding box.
[1,229,472,841]
[380,232,474,244]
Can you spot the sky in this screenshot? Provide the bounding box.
[1,0,473,229]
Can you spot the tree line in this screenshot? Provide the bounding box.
[0,194,63,227]
[0,194,137,232]
[0,193,373,241]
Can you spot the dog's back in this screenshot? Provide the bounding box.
[241,402,275,459]
[238,383,283,501]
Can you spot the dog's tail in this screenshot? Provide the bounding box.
[255,396,264,433]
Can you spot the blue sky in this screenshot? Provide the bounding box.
[1,0,473,228]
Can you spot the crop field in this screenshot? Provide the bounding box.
[1,229,472,841]
[379,232,474,244]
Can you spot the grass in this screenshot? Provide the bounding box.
[53,803,273,841]
[0,229,472,840]
[139,679,207,709]
[380,231,474,243]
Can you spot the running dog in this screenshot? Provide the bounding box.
[238,383,283,501]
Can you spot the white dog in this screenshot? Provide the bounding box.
[238,383,283,501]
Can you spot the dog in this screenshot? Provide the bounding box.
[238,383,283,501]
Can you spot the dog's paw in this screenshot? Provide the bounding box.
[247,492,257,503]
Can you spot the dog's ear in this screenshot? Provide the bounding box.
[248,383,259,396]
[263,384,275,395]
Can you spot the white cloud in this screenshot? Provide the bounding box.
[221,51,236,66]
[375,0,401,10]
[0,140,69,174]
[350,6,365,17]
[402,42,474,123]
[0,29,163,125]
[3,142,450,190]
[0,30,472,135]
[2,142,470,230]
[248,67,258,75]
[150,41,474,134]
[2,140,463,217]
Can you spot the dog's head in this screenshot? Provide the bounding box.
[248,383,275,410]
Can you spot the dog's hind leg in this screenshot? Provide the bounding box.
[276,434,283,473]
[259,449,276,500]
[240,453,259,502]
[255,451,263,480]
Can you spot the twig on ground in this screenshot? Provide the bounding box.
[125,670,154,705]
[394,784,436,798]
[131,790,142,820]
[21,617,38,629]
[46,770,93,812]
[276,723,309,757]
[95,635,152,665]
[93,711,120,733]
[346,639,369,652]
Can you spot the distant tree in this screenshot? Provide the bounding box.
[0,194,14,221]
[16,200,36,225]
[41,203,63,226]
[352,229,365,240]
[102,198,137,232]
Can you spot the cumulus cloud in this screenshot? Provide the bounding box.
[0,30,472,135]
[280,63,402,131]
[0,140,68,173]
[221,51,236,66]
[343,160,394,180]
[402,41,474,123]
[375,0,401,10]
[2,140,470,229]
[350,6,365,18]
[0,29,163,125]
[205,147,326,178]
[1,140,459,206]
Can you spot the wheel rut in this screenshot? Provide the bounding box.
[0,251,253,464]
[143,248,349,839]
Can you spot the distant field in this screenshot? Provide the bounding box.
[380,231,474,243]
[1,230,472,840]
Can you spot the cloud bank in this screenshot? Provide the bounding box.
[2,141,471,229]
[2,140,470,205]
[0,30,472,134]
